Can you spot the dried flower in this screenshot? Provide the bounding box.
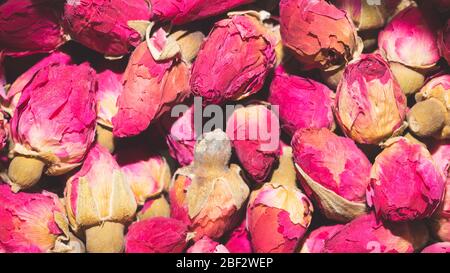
[421,242,450,253]
[169,129,250,241]
[439,19,450,64]
[187,236,229,253]
[224,219,252,253]
[0,0,66,57]
[64,145,137,253]
[269,66,335,136]
[292,128,371,222]
[191,13,276,104]
[367,137,445,222]
[280,0,362,71]
[8,63,97,191]
[334,53,407,145]
[332,0,390,31]
[299,225,343,253]
[125,217,189,253]
[136,196,171,221]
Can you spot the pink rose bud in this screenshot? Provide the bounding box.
[8,62,97,192]
[191,13,276,104]
[0,0,66,57]
[421,242,450,253]
[408,75,450,140]
[224,219,252,253]
[367,137,445,222]
[292,128,372,222]
[299,225,344,253]
[187,236,230,253]
[169,129,250,241]
[226,103,280,183]
[332,0,391,31]
[0,111,8,151]
[63,0,152,57]
[136,196,170,221]
[95,61,124,152]
[429,140,450,242]
[323,213,429,253]
[269,66,335,136]
[125,217,189,253]
[161,105,196,167]
[378,6,440,95]
[280,0,362,71]
[439,19,450,64]
[0,184,79,253]
[116,146,171,206]
[335,53,407,145]
[150,0,254,25]
[65,145,137,253]
[112,29,191,138]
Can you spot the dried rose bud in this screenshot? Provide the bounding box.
[191,13,276,105]
[116,147,171,206]
[226,103,280,183]
[150,0,254,25]
[187,236,229,253]
[125,217,189,253]
[136,196,170,221]
[0,184,81,253]
[299,225,344,253]
[65,145,137,253]
[247,146,313,253]
[429,141,450,242]
[112,29,191,138]
[335,53,407,145]
[269,66,335,136]
[162,105,196,167]
[367,137,445,222]
[169,129,250,241]
[379,6,440,95]
[292,128,371,222]
[0,0,66,57]
[440,19,450,64]
[95,62,124,153]
[8,63,97,192]
[408,75,450,140]
[280,0,362,71]
[323,213,429,253]
[224,219,252,253]
[0,111,8,151]
[332,0,390,31]
[63,0,152,57]
[421,242,450,253]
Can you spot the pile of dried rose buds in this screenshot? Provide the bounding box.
[0,0,449,254]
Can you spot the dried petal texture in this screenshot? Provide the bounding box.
[280,0,362,71]
[421,242,450,253]
[367,138,445,222]
[299,225,343,253]
[225,219,252,253]
[113,40,191,137]
[96,64,124,129]
[269,66,335,136]
[440,20,450,64]
[4,52,73,117]
[292,128,371,212]
[65,145,137,230]
[187,236,230,253]
[10,63,97,175]
[116,147,170,205]
[0,0,66,57]
[226,104,280,183]
[125,217,188,253]
[191,15,276,105]
[136,196,170,220]
[63,0,152,56]
[163,106,196,166]
[333,0,388,30]
[0,51,5,100]
[247,183,313,253]
[0,184,69,253]
[430,141,450,242]
[0,111,8,150]
[378,6,440,68]
[335,53,407,144]
[323,213,426,253]
[150,0,254,25]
